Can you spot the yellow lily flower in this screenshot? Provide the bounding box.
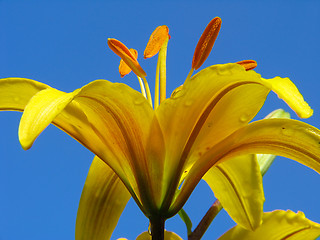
[1,17,320,239]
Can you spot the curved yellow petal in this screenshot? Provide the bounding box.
[0,77,162,214]
[257,109,290,176]
[74,80,163,212]
[218,210,320,240]
[203,155,264,231]
[187,83,269,169]
[136,231,182,240]
[172,119,320,214]
[261,77,313,118]
[19,88,80,150]
[201,109,289,230]
[76,156,130,240]
[215,118,320,173]
[0,78,99,157]
[158,64,311,178]
[0,77,49,111]
[157,64,269,206]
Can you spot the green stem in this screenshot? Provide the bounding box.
[188,199,223,240]
[150,217,165,240]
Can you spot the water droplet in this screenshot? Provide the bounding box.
[133,98,145,105]
[217,66,233,76]
[184,99,193,107]
[13,97,20,102]
[239,113,250,123]
[171,90,185,99]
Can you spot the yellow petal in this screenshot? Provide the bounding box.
[0,78,108,165]
[257,109,290,176]
[73,80,161,213]
[2,77,160,214]
[0,77,49,111]
[173,118,320,214]
[261,77,313,118]
[136,231,182,240]
[157,64,269,206]
[76,156,130,240]
[218,118,320,173]
[218,210,320,240]
[203,155,264,231]
[156,63,312,214]
[19,87,80,150]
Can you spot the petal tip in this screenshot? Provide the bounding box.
[19,137,33,150]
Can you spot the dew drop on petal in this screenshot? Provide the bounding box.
[171,90,185,99]
[217,66,233,76]
[239,113,250,123]
[133,97,145,105]
[184,99,193,107]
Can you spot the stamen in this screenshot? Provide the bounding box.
[108,38,153,107]
[137,76,147,99]
[144,25,169,59]
[159,37,169,104]
[141,76,153,108]
[155,58,160,108]
[236,60,258,71]
[185,69,194,83]
[192,17,222,70]
[108,38,146,78]
[143,25,170,109]
[119,48,138,77]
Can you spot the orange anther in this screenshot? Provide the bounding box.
[119,49,138,77]
[108,38,146,77]
[192,17,222,70]
[236,60,258,71]
[144,25,169,59]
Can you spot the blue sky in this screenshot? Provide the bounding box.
[1,1,320,239]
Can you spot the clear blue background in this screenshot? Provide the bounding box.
[1,1,320,239]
